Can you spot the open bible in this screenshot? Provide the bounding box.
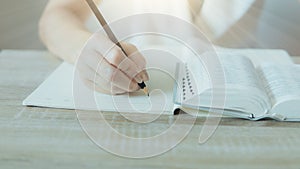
[174,52,300,121]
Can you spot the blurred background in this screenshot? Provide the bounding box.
[0,0,299,55]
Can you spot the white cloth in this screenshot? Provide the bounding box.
[194,0,256,40]
[86,0,257,44]
[86,0,191,31]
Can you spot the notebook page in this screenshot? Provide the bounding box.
[73,65,175,114]
[23,48,182,114]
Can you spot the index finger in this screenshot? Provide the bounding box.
[121,43,149,81]
[89,32,147,83]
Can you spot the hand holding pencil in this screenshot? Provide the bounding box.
[77,0,149,95]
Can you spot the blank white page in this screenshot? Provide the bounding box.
[23,48,181,114]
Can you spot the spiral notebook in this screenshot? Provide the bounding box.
[23,48,299,121]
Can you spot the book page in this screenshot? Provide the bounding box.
[215,48,293,67]
[215,53,270,114]
[257,64,300,110]
[187,52,266,91]
[183,52,270,115]
[218,54,263,89]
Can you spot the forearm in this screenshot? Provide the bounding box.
[39,4,92,63]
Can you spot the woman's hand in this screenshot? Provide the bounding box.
[77,31,149,95]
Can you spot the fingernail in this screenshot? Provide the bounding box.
[134,76,143,84]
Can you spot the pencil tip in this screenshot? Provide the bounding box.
[143,87,149,97]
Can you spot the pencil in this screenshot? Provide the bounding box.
[85,0,149,96]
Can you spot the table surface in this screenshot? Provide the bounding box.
[1,50,300,169]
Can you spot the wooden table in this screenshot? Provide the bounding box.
[1,50,300,169]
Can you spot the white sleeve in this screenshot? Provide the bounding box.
[194,0,256,40]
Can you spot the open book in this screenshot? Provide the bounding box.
[23,48,299,121]
[175,52,300,121]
